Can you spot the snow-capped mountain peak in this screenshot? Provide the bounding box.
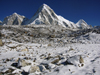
[42,3,49,8]
[76,19,89,29]
[2,13,28,25]
[40,3,51,11]
[77,19,88,25]
[13,12,18,15]
[42,3,48,6]
[12,12,21,18]
[26,3,58,25]
[27,4,79,28]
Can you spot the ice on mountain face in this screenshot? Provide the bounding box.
[2,13,28,25]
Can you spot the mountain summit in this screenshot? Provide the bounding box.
[2,13,28,25]
[76,19,89,29]
[26,4,59,25]
[26,4,79,28]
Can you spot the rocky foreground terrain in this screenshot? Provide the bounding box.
[0,25,100,75]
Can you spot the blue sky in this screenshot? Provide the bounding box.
[0,0,100,26]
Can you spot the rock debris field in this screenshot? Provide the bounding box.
[0,25,100,75]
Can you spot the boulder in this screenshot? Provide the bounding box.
[29,65,41,73]
[29,65,46,73]
[21,60,31,67]
[21,48,28,52]
[51,58,59,64]
[65,55,84,67]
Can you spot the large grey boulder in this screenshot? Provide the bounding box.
[65,55,84,67]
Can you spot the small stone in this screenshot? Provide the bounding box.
[0,39,3,46]
[48,44,52,46]
[69,47,74,51]
[6,58,10,61]
[81,64,84,67]
[79,56,84,63]
[33,58,36,62]
[51,59,59,64]
[21,48,28,52]
[24,57,28,60]
[45,56,53,60]
[69,69,71,71]
[71,71,75,74]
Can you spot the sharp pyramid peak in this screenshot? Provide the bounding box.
[42,3,48,6]
[35,3,52,14]
[39,3,51,10]
[76,19,88,27]
[77,19,86,23]
[42,3,50,7]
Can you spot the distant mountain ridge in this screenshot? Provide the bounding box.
[26,4,89,29]
[1,4,90,29]
[2,13,28,25]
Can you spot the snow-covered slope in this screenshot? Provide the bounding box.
[73,32,100,44]
[27,4,79,28]
[76,19,90,29]
[2,13,28,25]
[0,27,100,75]
[0,25,100,75]
[57,16,78,28]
